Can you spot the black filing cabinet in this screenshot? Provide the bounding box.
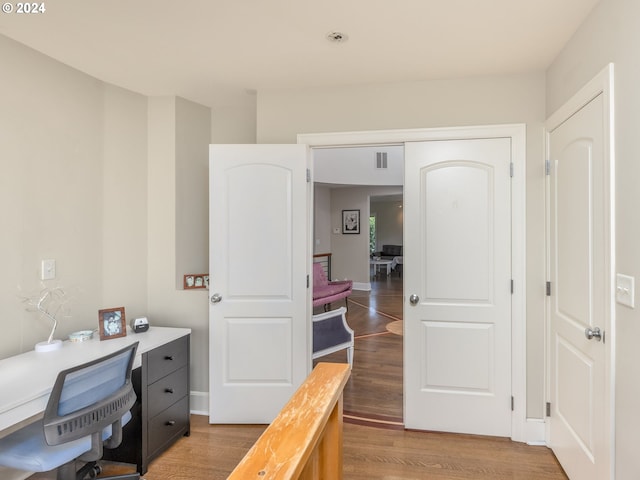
[104,334,190,474]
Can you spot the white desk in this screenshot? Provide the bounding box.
[0,326,191,439]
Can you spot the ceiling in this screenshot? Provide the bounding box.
[0,0,599,108]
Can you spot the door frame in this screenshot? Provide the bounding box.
[544,63,615,475]
[299,124,530,443]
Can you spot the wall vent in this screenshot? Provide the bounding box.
[375,152,388,169]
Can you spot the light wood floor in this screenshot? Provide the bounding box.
[35,273,568,479]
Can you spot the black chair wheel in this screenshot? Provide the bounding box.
[88,464,102,479]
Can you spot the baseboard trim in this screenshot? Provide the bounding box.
[190,390,209,416]
[524,417,546,446]
[353,282,370,291]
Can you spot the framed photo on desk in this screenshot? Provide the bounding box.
[99,307,127,340]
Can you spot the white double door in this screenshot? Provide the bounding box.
[208,135,515,437]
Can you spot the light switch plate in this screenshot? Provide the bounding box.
[41,259,56,280]
[616,273,635,308]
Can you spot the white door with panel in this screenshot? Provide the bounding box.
[209,144,311,423]
[404,138,512,436]
[548,91,611,479]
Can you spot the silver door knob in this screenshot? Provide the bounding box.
[584,327,602,341]
[210,293,222,304]
[409,294,419,306]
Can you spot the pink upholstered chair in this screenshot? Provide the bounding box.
[312,263,353,311]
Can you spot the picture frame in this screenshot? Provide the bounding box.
[184,274,209,290]
[98,307,127,341]
[342,209,360,234]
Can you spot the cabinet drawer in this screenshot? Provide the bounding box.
[148,365,189,418]
[148,396,189,456]
[147,335,189,384]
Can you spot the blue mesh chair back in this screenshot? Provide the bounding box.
[44,342,138,447]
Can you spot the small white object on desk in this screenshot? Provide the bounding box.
[34,339,62,352]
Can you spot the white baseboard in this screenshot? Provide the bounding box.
[352,282,370,291]
[524,417,546,446]
[190,390,209,416]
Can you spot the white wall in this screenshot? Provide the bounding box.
[257,72,548,419]
[102,85,149,315]
[330,188,371,284]
[314,145,404,185]
[0,34,218,407]
[211,97,257,144]
[546,0,640,476]
[0,35,148,356]
[176,98,211,288]
[313,185,332,255]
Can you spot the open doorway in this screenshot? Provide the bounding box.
[312,145,403,290]
[312,145,405,427]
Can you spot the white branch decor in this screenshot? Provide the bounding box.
[21,285,72,352]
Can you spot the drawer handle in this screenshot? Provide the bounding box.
[164,355,174,361]
[165,388,174,394]
[166,420,176,426]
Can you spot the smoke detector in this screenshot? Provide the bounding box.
[326,31,348,43]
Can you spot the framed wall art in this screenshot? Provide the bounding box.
[342,209,360,234]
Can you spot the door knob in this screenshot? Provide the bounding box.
[584,327,603,342]
[409,294,419,306]
[210,293,222,304]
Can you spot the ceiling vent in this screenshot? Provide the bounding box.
[376,152,388,169]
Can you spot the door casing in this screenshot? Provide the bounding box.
[299,124,530,443]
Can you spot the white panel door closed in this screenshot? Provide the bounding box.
[548,92,611,480]
[209,144,311,423]
[404,138,512,436]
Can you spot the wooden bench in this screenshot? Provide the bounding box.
[228,363,351,479]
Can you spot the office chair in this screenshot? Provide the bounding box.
[0,342,140,479]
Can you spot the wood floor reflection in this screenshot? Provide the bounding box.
[322,273,404,424]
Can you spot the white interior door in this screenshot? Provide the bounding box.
[404,138,512,436]
[548,92,611,479]
[209,144,311,423]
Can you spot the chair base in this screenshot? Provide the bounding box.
[55,460,141,480]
